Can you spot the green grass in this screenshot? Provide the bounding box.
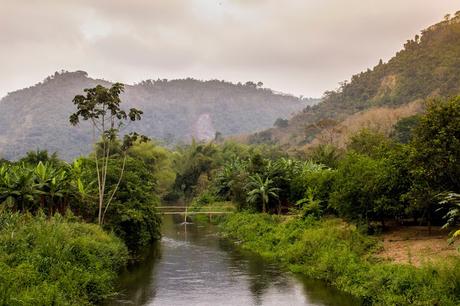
[0,212,128,305]
[220,213,460,305]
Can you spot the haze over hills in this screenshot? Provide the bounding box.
[0,71,315,160]
[3,13,459,161]
[249,12,460,151]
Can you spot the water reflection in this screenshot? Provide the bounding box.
[107,215,358,306]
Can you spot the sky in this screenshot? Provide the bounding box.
[0,0,459,99]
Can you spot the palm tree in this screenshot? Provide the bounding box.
[246,174,280,213]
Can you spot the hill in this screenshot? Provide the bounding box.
[250,12,460,150]
[0,71,315,160]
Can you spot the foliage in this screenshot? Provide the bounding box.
[348,129,392,158]
[403,97,460,227]
[330,152,405,227]
[93,156,162,249]
[289,160,334,208]
[438,192,460,240]
[391,115,420,144]
[307,144,342,168]
[410,97,460,193]
[70,83,148,225]
[245,174,280,213]
[295,187,322,218]
[0,212,128,305]
[171,141,219,199]
[0,145,164,250]
[127,141,175,198]
[18,150,62,166]
[0,161,87,215]
[220,213,460,306]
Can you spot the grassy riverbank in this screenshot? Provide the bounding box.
[220,213,460,305]
[0,212,128,305]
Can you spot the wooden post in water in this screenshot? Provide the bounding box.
[184,205,187,224]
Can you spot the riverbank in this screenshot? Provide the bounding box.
[108,214,360,306]
[0,212,128,305]
[219,212,460,305]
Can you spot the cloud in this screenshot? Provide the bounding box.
[0,0,458,98]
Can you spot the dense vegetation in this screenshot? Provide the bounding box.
[0,212,128,305]
[0,144,167,250]
[0,142,169,304]
[0,84,175,304]
[256,13,460,148]
[220,213,460,305]
[176,95,460,305]
[0,71,314,160]
[173,96,460,229]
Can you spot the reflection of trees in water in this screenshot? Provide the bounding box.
[108,216,360,306]
[219,238,359,306]
[297,275,360,306]
[106,242,162,306]
[218,239,290,304]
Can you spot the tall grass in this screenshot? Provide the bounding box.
[0,212,128,305]
[220,213,460,305]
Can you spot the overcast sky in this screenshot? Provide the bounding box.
[0,0,458,99]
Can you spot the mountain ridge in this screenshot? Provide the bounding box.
[248,13,460,151]
[0,70,316,160]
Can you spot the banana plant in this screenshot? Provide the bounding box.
[34,161,55,209]
[11,164,38,212]
[246,174,280,213]
[69,159,97,216]
[0,165,20,208]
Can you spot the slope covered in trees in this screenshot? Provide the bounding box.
[0,71,314,160]
[252,12,460,149]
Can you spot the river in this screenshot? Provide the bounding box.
[107,215,359,306]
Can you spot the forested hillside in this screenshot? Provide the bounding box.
[0,71,314,160]
[251,12,460,149]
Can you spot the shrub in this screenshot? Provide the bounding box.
[0,212,128,305]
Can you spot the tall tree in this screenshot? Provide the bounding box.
[69,83,147,225]
[408,97,460,231]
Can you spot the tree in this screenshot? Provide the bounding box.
[172,141,218,200]
[407,97,460,230]
[19,150,61,166]
[246,174,280,213]
[214,158,249,208]
[348,128,391,158]
[308,144,342,168]
[391,115,420,144]
[330,153,403,227]
[411,97,460,192]
[274,118,289,128]
[69,83,148,225]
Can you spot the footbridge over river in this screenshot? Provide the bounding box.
[155,206,234,216]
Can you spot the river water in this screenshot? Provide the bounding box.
[107,215,359,306]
